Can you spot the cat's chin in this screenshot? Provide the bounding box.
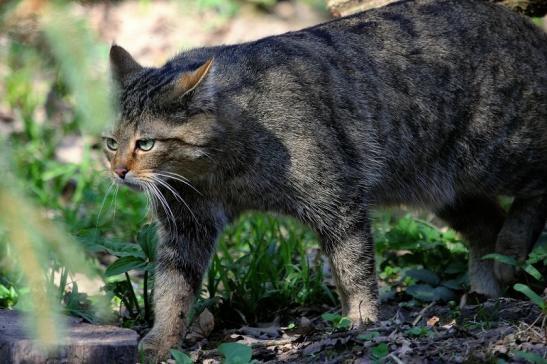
[119,180,145,192]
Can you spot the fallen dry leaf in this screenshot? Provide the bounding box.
[426,316,440,328]
[238,325,282,339]
[186,308,214,341]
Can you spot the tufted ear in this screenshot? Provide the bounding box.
[109,44,143,87]
[172,58,214,98]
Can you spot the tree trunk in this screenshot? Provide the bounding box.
[326,0,547,17]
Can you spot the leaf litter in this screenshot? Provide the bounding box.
[167,297,546,363]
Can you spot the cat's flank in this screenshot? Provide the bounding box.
[104,0,547,360]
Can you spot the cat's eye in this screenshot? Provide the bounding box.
[137,139,155,151]
[104,138,118,151]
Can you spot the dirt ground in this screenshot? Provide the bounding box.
[179,297,545,363]
[83,0,328,66]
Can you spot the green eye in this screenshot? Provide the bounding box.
[137,139,155,151]
[105,138,118,151]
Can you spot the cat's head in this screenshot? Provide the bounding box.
[104,45,221,192]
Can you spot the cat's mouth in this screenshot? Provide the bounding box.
[113,172,145,192]
[121,179,145,191]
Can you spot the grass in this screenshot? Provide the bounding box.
[209,213,334,323]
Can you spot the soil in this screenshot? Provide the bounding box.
[181,298,546,363]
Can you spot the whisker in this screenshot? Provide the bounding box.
[137,171,203,229]
[146,181,178,233]
[149,175,199,225]
[142,182,166,227]
[152,183,178,225]
[112,184,120,221]
[141,169,197,186]
[153,171,202,196]
[96,181,115,227]
[143,189,153,219]
[149,176,184,202]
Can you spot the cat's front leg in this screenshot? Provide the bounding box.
[140,209,223,362]
[321,214,378,326]
[139,252,196,362]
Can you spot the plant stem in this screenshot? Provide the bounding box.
[144,270,150,324]
[125,272,140,318]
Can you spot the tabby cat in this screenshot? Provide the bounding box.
[104,0,547,360]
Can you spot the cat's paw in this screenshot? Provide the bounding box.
[138,332,169,364]
[346,298,378,329]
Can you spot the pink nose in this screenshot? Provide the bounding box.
[115,167,128,179]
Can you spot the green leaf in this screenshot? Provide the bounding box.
[218,343,252,364]
[405,326,433,337]
[380,287,396,302]
[406,284,455,302]
[0,284,9,298]
[337,317,352,330]
[433,286,456,302]
[41,165,76,181]
[357,331,379,341]
[171,349,193,364]
[405,268,440,285]
[513,284,545,310]
[522,263,543,281]
[482,253,517,266]
[527,242,547,265]
[137,224,157,261]
[371,343,389,359]
[187,297,219,325]
[101,240,146,259]
[287,322,296,330]
[441,274,468,290]
[321,312,341,322]
[441,280,461,290]
[104,256,147,277]
[444,261,467,274]
[406,284,437,302]
[513,350,546,364]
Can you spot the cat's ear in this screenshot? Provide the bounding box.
[109,44,143,86]
[172,58,214,97]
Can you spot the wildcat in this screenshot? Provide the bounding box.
[104,0,547,360]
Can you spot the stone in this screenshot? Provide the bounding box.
[0,310,138,364]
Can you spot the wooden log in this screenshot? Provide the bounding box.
[326,0,547,17]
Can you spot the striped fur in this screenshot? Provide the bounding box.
[104,0,547,360]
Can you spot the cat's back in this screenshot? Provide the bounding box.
[212,0,547,203]
[203,0,547,122]
[178,0,547,102]
[226,0,547,69]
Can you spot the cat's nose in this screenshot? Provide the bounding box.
[115,167,128,179]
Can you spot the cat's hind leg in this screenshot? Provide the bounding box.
[494,194,547,284]
[436,196,506,298]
